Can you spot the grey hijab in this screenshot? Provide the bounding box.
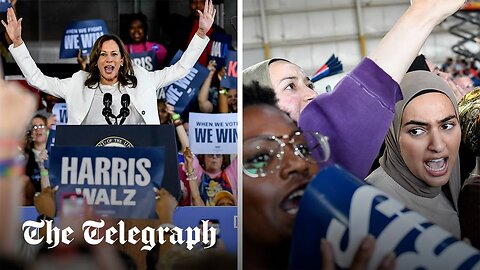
[243,58,291,89]
[380,70,461,209]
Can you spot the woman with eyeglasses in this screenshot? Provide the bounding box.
[1,1,215,125]
[24,114,49,205]
[243,82,395,269]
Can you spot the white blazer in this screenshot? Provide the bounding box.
[9,34,209,124]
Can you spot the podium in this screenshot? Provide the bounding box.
[54,124,180,201]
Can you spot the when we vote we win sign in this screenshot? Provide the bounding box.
[189,112,237,154]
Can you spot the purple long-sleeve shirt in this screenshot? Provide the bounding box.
[299,58,403,179]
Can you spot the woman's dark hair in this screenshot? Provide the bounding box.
[30,114,48,128]
[127,13,148,43]
[85,34,137,89]
[243,81,278,108]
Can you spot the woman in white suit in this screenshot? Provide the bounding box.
[2,0,216,125]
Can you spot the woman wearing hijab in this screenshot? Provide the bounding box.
[243,0,465,180]
[1,0,215,125]
[366,70,462,238]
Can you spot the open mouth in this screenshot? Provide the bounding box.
[424,157,448,176]
[281,188,306,215]
[104,65,115,75]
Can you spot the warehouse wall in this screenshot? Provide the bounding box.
[243,0,478,75]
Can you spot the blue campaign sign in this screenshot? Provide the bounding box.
[164,50,209,114]
[49,146,165,219]
[0,0,11,12]
[220,50,237,89]
[60,19,108,59]
[20,206,38,223]
[174,206,237,254]
[208,32,232,69]
[52,103,68,125]
[130,50,158,71]
[290,165,480,269]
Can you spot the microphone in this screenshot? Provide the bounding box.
[118,94,131,125]
[102,93,113,125]
[103,92,112,107]
[121,93,130,108]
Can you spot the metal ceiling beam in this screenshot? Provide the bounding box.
[243,1,409,17]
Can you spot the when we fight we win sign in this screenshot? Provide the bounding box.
[60,19,108,59]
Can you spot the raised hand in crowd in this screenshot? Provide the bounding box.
[37,150,53,194]
[166,103,176,120]
[77,49,88,71]
[196,0,216,38]
[33,186,57,239]
[33,186,57,219]
[36,148,48,167]
[198,60,217,113]
[206,59,216,73]
[46,114,57,129]
[184,147,205,206]
[368,0,466,83]
[446,77,472,103]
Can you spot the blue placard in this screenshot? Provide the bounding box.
[0,0,12,12]
[220,50,237,89]
[208,32,232,69]
[46,128,55,162]
[164,50,209,114]
[20,206,38,223]
[49,146,165,219]
[290,165,480,269]
[174,206,237,254]
[52,103,68,125]
[189,112,238,154]
[59,19,108,59]
[130,50,158,71]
